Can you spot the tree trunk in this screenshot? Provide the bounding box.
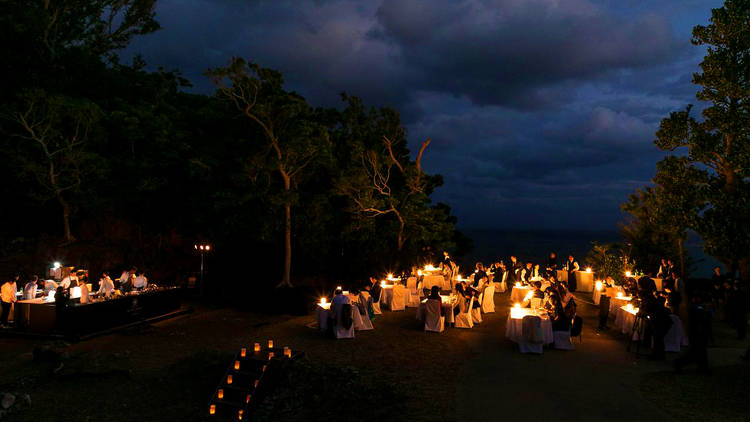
[677,238,685,278]
[277,172,293,288]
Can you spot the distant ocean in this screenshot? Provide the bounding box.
[460,229,719,278]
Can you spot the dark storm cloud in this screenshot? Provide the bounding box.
[122,0,724,229]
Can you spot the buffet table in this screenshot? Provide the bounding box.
[14,287,182,335]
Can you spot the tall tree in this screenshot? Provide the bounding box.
[630,0,750,280]
[12,90,101,243]
[207,58,329,288]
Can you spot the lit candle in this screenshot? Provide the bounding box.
[617,292,624,298]
[515,282,521,288]
[234,360,240,370]
[240,348,246,357]
[320,297,327,305]
[268,339,274,349]
[380,280,386,288]
[254,343,261,352]
[284,347,291,358]
[227,375,233,384]
[336,285,342,291]
[210,404,216,415]
[387,273,393,279]
[246,394,251,404]
[417,269,422,276]
[238,410,243,420]
[218,389,224,399]
[268,352,274,360]
[595,281,603,291]
[514,303,521,309]
[625,271,632,278]
[586,267,592,273]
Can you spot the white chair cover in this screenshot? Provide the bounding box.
[389,284,406,311]
[316,306,329,331]
[371,289,382,315]
[332,303,355,339]
[455,297,474,329]
[553,330,575,350]
[496,279,507,293]
[406,277,420,307]
[406,277,417,290]
[481,284,495,313]
[424,299,445,333]
[471,293,483,323]
[519,315,543,354]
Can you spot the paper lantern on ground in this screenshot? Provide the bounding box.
[218,389,224,399]
[267,339,274,348]
[234,360,240,370]
[254,343,261,352]
[227,375,233,384]
[209,404,216,415]
[240,348,247,357]
[284,347,291,358]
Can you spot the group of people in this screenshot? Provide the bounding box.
[0,266,149,329]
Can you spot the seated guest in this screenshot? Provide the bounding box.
[509,255,522,283]
[134,271,148,290]
[120,273,133,293]
[23,276,39,300]
[472,262,487,290]
[557,282,575,307]
[332,288,350,305]
[531,264,543,280]
[427,286,445,317]
[547,292,570,331]
[98,272,115,297]
[532,281,545,299]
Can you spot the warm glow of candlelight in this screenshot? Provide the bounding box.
[524,291,533,302]
[617,291,624,298]
[254,379,259,388]
[336,285,342,290]
[227,375,233,384]
[268,339,274,348]
[210,404,216,415]
[262,365,267,372]
[284,347,291,358]
[586,267,592,273]
[254,343,261,352]
[595,280,603,291]
[380,280,386,288]
[234,360,240,370]
[218,389,224,399]
[241,348,246,357]
[246,394,251,404]
[268,352,274,360]
[514,303,521,309]
[238,410,243,420]
[515,282,521,288]
[417,269,423,276]
[319,297,327,305]
[625,271,632,277]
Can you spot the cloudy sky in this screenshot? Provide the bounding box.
[123,0,722,230]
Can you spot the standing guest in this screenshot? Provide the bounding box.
[23,276,38,300]
[368,277,382,305]
[54,286,69,332]
[98,272,115,297]
[60,271,75,289]
[79,281,90,304]
[509,256,522,283]
[726,279,747,340]
[565,255,579,292]
[666,259,676,276]
[545,252,558,278]
[134,271,148,290]
[532,264,543,280]
[1,279,17,327]
[657,259,670,278]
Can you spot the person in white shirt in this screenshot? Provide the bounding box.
[60,272,77,289]
[119,269,131,287]
[79,282,90,304]
[98,272,115,297]
[23,277,38,300]
[133,272,148,289]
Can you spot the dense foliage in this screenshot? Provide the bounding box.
[622,0,750,281]
[0,1,466,289]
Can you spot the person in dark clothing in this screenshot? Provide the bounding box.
[427,286,445,317]
[369,277,382,304]
[545,252,558,278]
[472,262,487,289]
[54,286,70,333]
[726,279,747,340]
[642,291,672,360]
[509,256,522,283]
[565,255,579,292]
[675,293,711,373]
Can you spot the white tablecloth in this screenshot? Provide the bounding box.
[505,309,554,344]
[416,295,457,325]
[510,285,532,304]
[556,270,568,282]
[609,296,633,314]
[614,306,638,335]
[652,278,663,291]
[574,271,594,292]
[423,275,449,291]
[379,285,394,308]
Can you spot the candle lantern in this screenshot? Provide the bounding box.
[268,339,274,349]
[210,404,216,415]
[320,297,327,305]
[268,352,274,360]
[218,389,224,399]
[514,303,521,309]
[586,267,592,273]
[246,394,251,404]
[284,347,291,358]
[234,360,240,370]
[254,343,261,352]
[238,410,244,420]
[227,374,233,385]
[240,348,247,357]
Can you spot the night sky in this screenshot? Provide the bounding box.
[122,0,722,230]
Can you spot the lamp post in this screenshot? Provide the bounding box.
[194,243,211,296]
